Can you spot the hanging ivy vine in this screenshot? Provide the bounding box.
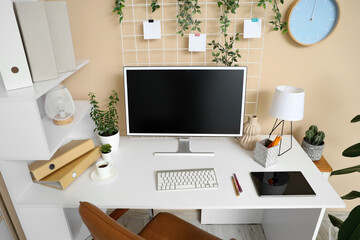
[113,0,287,39]
[208,34,241,66]
[151,0,160,12]
[176,0,202,37]
[257,0,288,34]
[113,0,125,23]
[208,0,241,66]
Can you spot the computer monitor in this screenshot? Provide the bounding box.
[124,66,247,156]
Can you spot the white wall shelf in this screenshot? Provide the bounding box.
[0,60,90,161]
[43,100,91,157]
[0,59,89,101]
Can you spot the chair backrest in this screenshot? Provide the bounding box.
[79,201,144,240]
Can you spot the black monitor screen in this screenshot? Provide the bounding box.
[124,67,247,136]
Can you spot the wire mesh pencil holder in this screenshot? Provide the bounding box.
[253,139,279,168]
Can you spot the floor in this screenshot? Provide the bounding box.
[115,209,348,240]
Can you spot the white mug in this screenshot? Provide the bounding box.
[96,160,114,179]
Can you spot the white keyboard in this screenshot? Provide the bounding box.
[156,168,219,191]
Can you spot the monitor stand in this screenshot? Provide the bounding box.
[154,137,214,157]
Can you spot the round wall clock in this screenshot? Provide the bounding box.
[287,0,340,46]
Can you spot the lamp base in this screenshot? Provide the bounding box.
[53,115,73,126]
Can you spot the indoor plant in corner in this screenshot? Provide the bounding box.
[89,90,120,151]
[301,125,325,161]
[328,114,360,240]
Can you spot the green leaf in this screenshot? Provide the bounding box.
[338,205,360,240]
[282,29,288,35]
[343,143,360,157]
[351,115,360,123]
[329,214,344,229]
[331,164,360,176]
[342,191,360,200]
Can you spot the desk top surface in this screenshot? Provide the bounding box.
[18,136,345,209]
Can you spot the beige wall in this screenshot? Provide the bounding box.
[60,0,360,211]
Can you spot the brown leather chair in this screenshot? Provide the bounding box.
[79,201,221,240]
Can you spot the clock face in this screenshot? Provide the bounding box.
[288,0,340,45]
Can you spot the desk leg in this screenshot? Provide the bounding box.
[148,209,154,218]
[262,208,325,240]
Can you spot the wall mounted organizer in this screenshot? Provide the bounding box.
[120,0,268,116]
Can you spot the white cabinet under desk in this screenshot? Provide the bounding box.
[0,134,344,240]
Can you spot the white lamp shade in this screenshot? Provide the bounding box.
[269,86,305,121]
[45,85,75,120]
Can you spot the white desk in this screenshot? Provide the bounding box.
[0,134,345,240]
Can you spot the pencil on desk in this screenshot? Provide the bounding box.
[233,173,243,193]
[232,176,240,197]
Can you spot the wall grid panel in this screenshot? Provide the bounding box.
[120,0,267,116]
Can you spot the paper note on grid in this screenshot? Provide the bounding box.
[143,20,161,40]
[243,19,262,39]
[189,34,206,52]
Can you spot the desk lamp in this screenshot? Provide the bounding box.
[45,85,75,125]
[268,86,305,156]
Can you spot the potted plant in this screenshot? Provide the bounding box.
[89,90,120,151]
[301,125,325,161]
[101,144,112,161]
[328,114,360,240]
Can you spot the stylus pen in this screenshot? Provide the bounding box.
[233,173,243,193]
[232,176,240,197]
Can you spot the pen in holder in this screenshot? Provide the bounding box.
[254,139,279,168]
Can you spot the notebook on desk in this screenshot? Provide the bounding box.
[251,171,316,197]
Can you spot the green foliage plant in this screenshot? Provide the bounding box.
[304,125,325,146]
[208,0,241,66]
[208,35,241,66]
[89,90,120,137]
[329,115,360,240]
[101,144,112,154]
[177,0,201,37]
[114,0,125,23]
[217,0,239,35]
[151,0,160,13]
[257,0,288,34]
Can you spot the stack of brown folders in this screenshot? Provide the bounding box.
[29,139,101,190]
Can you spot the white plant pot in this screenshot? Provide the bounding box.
[101,152,112,162]
[98,131,120,151]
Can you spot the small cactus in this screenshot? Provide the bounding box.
[304,125,325,146]
[312,131,325,145]
[305,130,315,143]
[309,125,318,134]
